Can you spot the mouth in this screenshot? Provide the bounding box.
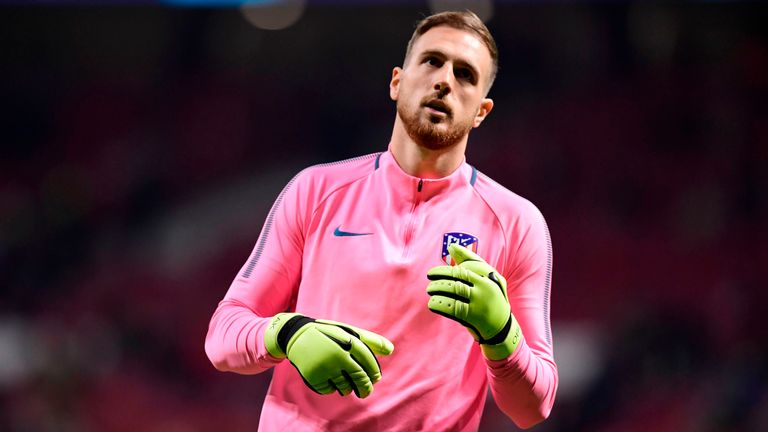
[423,99,451,117]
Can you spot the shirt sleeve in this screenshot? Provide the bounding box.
[486,204,558,429]
[204,170,311,374]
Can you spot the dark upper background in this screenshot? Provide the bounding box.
[1,1,767,431]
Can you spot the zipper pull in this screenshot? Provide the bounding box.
[417,179,423,192]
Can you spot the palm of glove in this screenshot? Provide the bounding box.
[427,244,510,343]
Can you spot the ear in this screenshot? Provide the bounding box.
[473,98,494,128]
[390,67,403,101]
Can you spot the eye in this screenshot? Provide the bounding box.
[424,56,442,67]
[455,68,475,83]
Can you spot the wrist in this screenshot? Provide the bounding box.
[480,314,522,360]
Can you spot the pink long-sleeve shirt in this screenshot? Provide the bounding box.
[205,149,557,431]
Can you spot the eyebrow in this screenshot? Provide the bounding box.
[419,49,480,81]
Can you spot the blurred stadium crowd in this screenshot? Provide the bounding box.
[1,3,767,431]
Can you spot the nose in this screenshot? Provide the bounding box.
[434,81,451,98]
[433,64,453,97]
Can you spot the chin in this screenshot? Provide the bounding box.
[398,105,468,149]
[414,129,461,150]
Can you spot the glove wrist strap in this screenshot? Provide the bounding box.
[481,314,523,361]
[481,314,513,345]
[264,313,315,358]
[277,315,316,353]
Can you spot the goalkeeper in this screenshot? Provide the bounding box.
[205,10,557,431]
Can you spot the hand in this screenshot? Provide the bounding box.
[427,244,522,360]
[265,313,394,398]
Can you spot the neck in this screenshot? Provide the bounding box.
[389,115,468,179]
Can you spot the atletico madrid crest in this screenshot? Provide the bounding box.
[442,232,479,265]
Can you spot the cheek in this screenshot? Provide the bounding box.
[400,83,418,105]
[459,95,480,116]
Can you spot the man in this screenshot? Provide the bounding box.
[205,11,557,431]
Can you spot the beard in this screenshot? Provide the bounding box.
[397,97,475,150]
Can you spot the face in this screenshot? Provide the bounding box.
[390,26,494,150]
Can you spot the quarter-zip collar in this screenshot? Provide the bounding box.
[377,147,475,201]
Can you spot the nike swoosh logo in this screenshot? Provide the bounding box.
[333,226,373,237]
[327,334,353,351]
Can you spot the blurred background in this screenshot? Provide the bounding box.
[1,0,767,431]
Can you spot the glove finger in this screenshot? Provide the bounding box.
[427,295,470,322]
[354,327,395,356]
[349,337,383,384]
[447,243,487,265]
[447,245,503,283]
[299,325,358,394]
[331,375,353,397]
[302,374,335,395]
[427,296,481,340]
[299,364,357,398]
[314,325,382,386]
[426,265,467,283]
[318,319,395,356]
[426,279,471,301]
[344,369,374,399]
[450,264,506,302]
[427,265,485,288]
[458,260,497,279]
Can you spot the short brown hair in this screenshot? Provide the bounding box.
[403,11,499,91]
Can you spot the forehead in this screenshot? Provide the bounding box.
[410,26,492,70]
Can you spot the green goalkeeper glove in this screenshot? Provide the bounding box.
[427,244,522,360]
[264,313,394,398]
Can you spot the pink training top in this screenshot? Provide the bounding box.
[205,149,557,431]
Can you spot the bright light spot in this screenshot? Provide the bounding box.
[428,0,494,23]
[0,317,42,388]
[240,0,306,31]
[553,322,605,400]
